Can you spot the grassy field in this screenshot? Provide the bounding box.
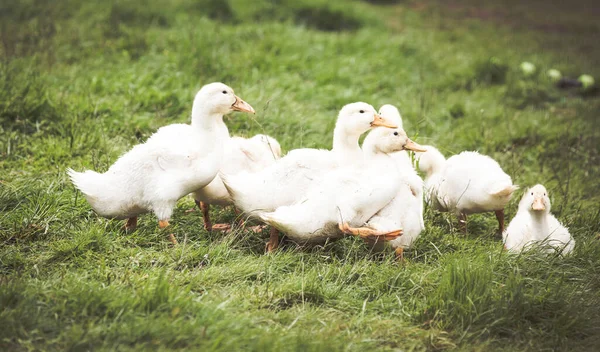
[1,0,600,350]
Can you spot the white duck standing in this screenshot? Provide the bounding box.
[222,102,398,250]
[68,82,255,243]
[503,184,575,254]
[191,134,281,231]
[257,125,426,245]
[416,146,518,234]
[365,104,426,260]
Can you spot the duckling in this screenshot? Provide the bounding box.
[503,184,574,254]
[192,134,281,231]
[416,146,518,234]
[365,104,426,259]
[257,125,426,245]
[68,82,255,243]
[221,102,397,250]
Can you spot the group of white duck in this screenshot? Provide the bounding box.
[68,82,575,259]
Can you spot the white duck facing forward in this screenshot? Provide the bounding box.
[503,184,575,254]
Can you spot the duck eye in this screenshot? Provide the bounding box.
[544,193,546,196]
[359,110,365,113]
[222,90,227,94]
[393,131,399,136]
[531,192,533,195]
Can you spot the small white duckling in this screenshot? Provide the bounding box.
[68,82,255,243]
[416,145,518,234]
[503,184,574,254]
[365,104,425,259]
[257,126,426,245]
[222,102,397,251]
[192,134,281,231]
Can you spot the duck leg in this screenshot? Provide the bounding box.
[495,209,505,236]
[158,220,178,245]
[394,247,404,262]
[338,222,402,241]
[199,201,213,231]
[121,216,137,233]
[265,227,280,253]
[458,213,467,234]
[199,201,232,232]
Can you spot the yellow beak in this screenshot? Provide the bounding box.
[371,114,398,129]
[532,198,545,211]
[404,139,427,152]
[232,95,255,114]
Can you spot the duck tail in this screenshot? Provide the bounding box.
[257,210,293,234]
[67,168,104,199]
[257,211,276,225]
[220,171,254,212]
[489,183,519,198]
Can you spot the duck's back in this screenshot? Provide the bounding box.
[224,148,338,213]
[194,135,280,205]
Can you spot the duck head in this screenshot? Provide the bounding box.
[519,184,551,214]
[378,104,404,130]
[364,104,425,155]
[335,102,398,136]
[367,128,427,155]
[193,82,255,116]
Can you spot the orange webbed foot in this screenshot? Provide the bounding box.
[338,222,403,241]
[211,223,232,232]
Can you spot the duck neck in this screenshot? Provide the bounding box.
[332,127,364,164]
[530,211,550,240]
[191,109,230,151]
[363,142,394,166]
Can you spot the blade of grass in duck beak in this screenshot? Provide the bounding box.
[232,95,255,114]
[403,139,427,152]
[532,198,545,211]
[371,114,397,129]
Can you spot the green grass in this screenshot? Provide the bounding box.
[1,0,600,350]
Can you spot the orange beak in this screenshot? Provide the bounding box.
[232,95,255,114]
[532,198,545,211]
[371,114,397,129]
[404,139,427,152]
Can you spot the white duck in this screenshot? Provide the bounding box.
[221,102,397,249]
[416,146,518,234]
[503,184,574,254]
[365,104,426,259]
[257,125,426,244]
[191,134,282,231]
[68,82,255,243]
